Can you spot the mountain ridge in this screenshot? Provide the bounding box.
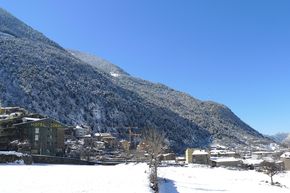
[69,50,271,149]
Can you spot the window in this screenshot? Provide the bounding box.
[35,134,39,141]
[35,128,39,134]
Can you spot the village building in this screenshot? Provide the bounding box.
[161,153,176,161]
[242,158,264,169]
[95,133,118,149]
[0,107,27,117]
[176,156,186,163]
[0,107,66,156]
[192,149,210,164]
[280,152,290,170]
[12,118,65,156]
[185,148,210,164]
[120,140,130,152]
[210,150,240,158]
[251,151,275,159]
[74,125,91,138]
[210,144,227,150]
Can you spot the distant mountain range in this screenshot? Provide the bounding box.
[0,7,274,152]
[268,133,290,144]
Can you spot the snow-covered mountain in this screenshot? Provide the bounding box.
[0,7,274,152]
[269,133,289,142]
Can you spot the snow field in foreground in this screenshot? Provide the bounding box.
[0,163,151,193]
[0,163,289,193]
[159,164,290,193]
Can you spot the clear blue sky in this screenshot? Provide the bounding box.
[1,0,290,135]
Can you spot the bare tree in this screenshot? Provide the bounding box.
[143,128,166,193]
[260,160,284,185]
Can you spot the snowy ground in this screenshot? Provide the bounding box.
[0,163,289,193]
[159,164,290,193]
[0,163,151,193]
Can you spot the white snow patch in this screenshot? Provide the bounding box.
[192,150,208,155]
[110,72,120,77]
[210,157,241,162]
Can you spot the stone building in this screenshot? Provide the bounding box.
[0,107,66,156]
[14,118,65,156]
[185,148,210,164]
[281,152,290,170]
[192,149,210,164]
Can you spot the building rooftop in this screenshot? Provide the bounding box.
[22,117,41,122]
[95,133,112,137]
[192,150,208,155]
[210,150,236,155]
[281,152,290,159]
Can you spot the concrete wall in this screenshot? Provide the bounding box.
[283,158,290,170]
[185,148,193,163]
[32,155,95,165]
[211,160,241,167]
[192,154,209,164]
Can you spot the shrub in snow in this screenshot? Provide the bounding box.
[260,160,285,185]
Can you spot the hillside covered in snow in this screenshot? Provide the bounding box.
[0,7,274,152]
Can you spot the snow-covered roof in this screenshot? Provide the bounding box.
[210,150,236,155]
[0,107,21,110]
[242,159,263,165]
[176,156,185,160]
[262,157,275,162]
[22,117,41,122]
[281,152,290,159]
[210,157,241,163]
[95,133,112,137]
[0,114,9,118]
[0,151,25,157]
[163,153,175,156]
[210,144,227,149]
[192,150,208,155]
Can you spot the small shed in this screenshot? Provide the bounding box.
[162,153,176,161]
[192,150,209,164]
[210,157,242,167]
[176,156,186,164]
